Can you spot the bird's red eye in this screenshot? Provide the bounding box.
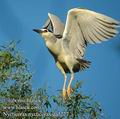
[44,29,48,32]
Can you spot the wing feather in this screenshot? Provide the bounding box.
[48,13,65,35]
[95,19,119,38]
[63,8,119,58]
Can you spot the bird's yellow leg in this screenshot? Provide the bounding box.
[67,71,74,97]
[56,61,67,98]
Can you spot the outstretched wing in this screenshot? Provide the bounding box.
[43,13,65,36]
[63,8,119,58]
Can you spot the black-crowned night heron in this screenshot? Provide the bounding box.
[33,8,119,98]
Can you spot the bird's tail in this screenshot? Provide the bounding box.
[77,59,91,71]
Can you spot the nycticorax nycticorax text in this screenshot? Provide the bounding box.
[33,8,119,98]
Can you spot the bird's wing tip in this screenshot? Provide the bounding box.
[48,12,50,15]
[48,12,52,17]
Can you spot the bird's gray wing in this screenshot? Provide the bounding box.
[63,8,119,58]
[43,18,53,31]
[43,13,65,35]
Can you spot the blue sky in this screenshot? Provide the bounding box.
[0,0,120,118]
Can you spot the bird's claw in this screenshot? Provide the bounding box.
[63,89,67,99]
[67,87,73,97]
[62,87,73,99]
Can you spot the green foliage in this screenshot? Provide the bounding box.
[0,41,34,119]
[0,41,103,119]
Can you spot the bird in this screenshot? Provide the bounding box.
[33,8,119,98]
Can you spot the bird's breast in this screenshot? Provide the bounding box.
[58,50,78,67]
[57,49,70,63]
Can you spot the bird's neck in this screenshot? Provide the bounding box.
[44,36,57,48]
[45,39,61,56]
[45,40,55,48]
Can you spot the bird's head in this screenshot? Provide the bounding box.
[33,28,54,41]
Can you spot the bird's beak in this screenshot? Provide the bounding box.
[33,29,43,34]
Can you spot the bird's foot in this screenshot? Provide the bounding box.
[67,86,73,97]
[63,89,67,99]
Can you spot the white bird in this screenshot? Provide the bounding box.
[33,8,119,98]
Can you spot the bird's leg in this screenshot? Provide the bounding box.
[67,70,74,97]
[63,74,67,98]
[56,61,67,98]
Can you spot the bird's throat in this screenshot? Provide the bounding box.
[46,40,61,56]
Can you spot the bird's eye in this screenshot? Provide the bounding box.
[44,29,48,32]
